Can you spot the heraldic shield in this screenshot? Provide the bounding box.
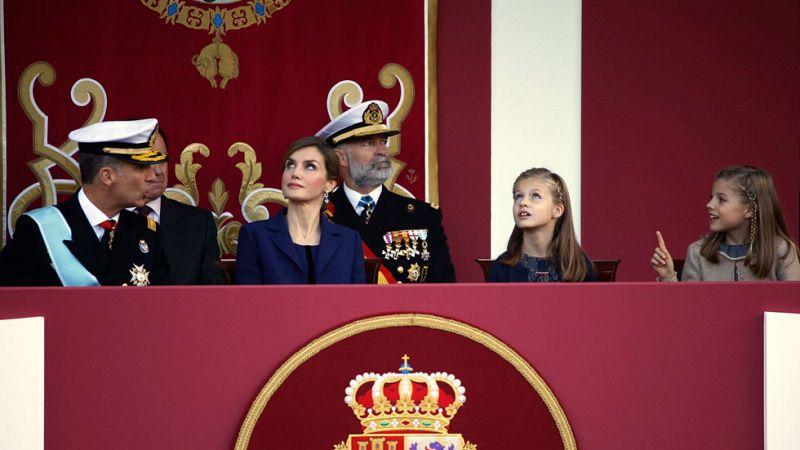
[235,314,576,450]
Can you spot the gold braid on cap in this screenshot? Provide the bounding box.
[102,124,160,156]
[131,150,167,162]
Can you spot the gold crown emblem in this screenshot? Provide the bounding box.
[344,355,467,434]
[362,102,384,125]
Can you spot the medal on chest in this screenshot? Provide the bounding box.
[126,264,151,286]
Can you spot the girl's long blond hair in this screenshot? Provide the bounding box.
[700,165,799,278]
[499,168,589,281]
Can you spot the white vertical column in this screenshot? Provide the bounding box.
[764,312,800,449]
[490,0,582,256]
[0,316,44,450]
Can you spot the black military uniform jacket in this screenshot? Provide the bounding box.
[329,185,456,283]
[158,197,223,285]
[0,194,169,286]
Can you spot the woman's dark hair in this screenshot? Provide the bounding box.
[282,136,339,181]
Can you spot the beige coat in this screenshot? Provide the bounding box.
[678,238,800,281]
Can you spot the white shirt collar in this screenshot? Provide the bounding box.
[78,188,120,240]
[126,196,162,223]
[147,196,162,222]
[342,184,383,215]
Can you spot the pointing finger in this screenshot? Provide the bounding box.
[656,231,668,252]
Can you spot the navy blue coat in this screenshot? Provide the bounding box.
[488,252,596,282]
[235,209,366,284]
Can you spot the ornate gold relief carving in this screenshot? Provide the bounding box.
[229,142,286,223]
[208,177,239,256]
[166,141,287,255]
[169,142,210,206]
[219,142,286,254]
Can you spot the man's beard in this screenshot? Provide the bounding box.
[347,152,392,188]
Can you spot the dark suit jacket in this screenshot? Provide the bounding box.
[328,186,456,283]
[235,209,365,284]
[158,197,223,285]
[0,194,169,286]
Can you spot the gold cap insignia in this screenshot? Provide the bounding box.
[363,102,384,125]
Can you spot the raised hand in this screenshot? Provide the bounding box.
[650,231,676,280]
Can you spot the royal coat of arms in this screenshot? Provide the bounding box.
[334,355,477,450]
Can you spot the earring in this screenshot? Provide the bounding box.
[323,191,329,205]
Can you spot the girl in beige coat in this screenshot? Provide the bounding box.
[651,166,800,281]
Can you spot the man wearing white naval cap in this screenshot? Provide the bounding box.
[317,100,456,283]
[0,118,170,286]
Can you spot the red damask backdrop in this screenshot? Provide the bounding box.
[2,0,439,256]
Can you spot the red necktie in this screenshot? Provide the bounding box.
[99,219,116,231]
[99,219,116,250]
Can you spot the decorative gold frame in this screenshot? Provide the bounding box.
[234,313,577,450]
[426,0,439,205]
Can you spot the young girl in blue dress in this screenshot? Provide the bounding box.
[489,167,595,282]
[651,165,800,281]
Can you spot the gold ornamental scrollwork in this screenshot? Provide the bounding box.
[229,142,264,206]
[327,82,364,118]
[168,142,211,206]
[208,177,239,256]
[165,141,287,255]
[9,62,107,233]
[228,142,286,223]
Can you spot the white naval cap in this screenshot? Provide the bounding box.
[315,100,400,146]
[68,118,167,164]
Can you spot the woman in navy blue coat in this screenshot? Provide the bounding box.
[236,137,365,284]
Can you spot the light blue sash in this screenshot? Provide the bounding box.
[25,207,100,287]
